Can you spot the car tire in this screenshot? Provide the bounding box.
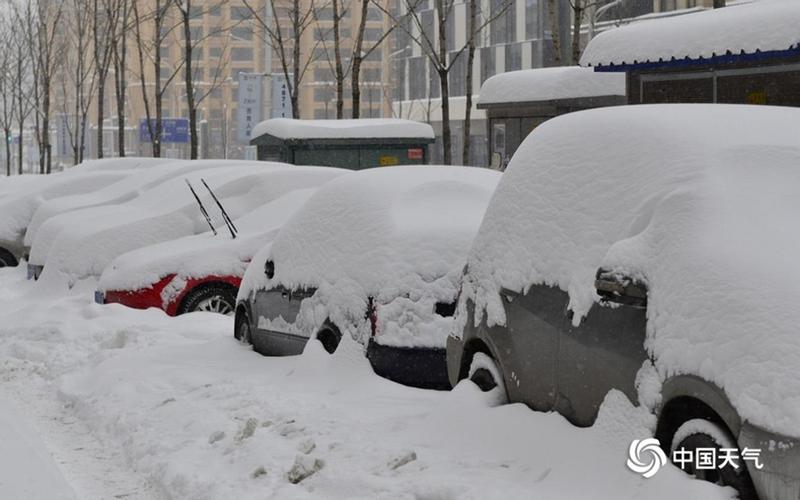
[670,419,757,499]
[316,324,341,354]
[235,318,252,345]
[467,352,508,406]
[0,247,17,268]
[179,284,237,315]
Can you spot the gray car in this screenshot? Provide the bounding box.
[447,104,800,499]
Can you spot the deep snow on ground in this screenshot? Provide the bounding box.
[0,265,732,499]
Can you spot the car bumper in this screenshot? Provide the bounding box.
[366,338,450,390]
[739,423,800,500]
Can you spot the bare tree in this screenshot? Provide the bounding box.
[93,0,123,158]
[245,0,319,119]
[461,0,477,165]
[0,12,18,176]
[175,0,235,159]
[11,3,34,174]
[132,0,182,157]
[312,0,348,118]
[112,0,131,157]
[26,0,65,173]
[60,0,99,165]
[350,0,396,118]
[380,0,510,164]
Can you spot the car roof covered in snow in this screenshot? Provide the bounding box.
[461,103,800,437]
[251,118,435,141]
[478,67,625,106]
[258,166,500,295]
[580,0,800,68]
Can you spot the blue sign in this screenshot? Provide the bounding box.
[139,118,190,144]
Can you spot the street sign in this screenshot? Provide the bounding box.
[270,73,292,119]
[236,73,263,144]
[139,118,190,144]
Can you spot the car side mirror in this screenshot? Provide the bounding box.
[264,260,275,279]
[595,268,647,308]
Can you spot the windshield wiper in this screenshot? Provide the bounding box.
[186,179,217,236]
[201,178,238,239]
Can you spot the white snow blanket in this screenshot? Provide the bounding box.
[98,168,344,293]
[24,160,268,246]
[461,104,800,437]
[581,0,800,67]
[0,264,733,499]
[240,166,501,348]
[35,165,335,282]
[478,67,625,106]
[252,118,435,141]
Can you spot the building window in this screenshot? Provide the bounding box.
[231,47,253,61]
[449,51,467,97]
[364,27,383,42]
[231,26,253,41]
[209,47,222,58]
[525,0,539,40]
[480,46,495,84]
[363,67,382,82]
[491,0,516,45]
[660,0,676,11]
[429,61,440,98]
[408,56,426,100]
[230,6,254,20]
[505,42,522,72]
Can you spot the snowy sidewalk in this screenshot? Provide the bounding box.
[0,396,76,500]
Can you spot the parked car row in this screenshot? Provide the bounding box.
[0,105,797,500]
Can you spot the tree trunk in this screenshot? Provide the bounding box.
[97,79,105,158]
[114,38,127,157]
[439,69,451,165]
[291,0,301,119]
[332,0,344,118]
[548,0,561,64]
[351,0,369,118]
[462,0,477,166]
[571,1,583,64]
[183,3,198,159]
[4,129,10,176]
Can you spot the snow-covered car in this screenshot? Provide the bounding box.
[23,159,268,254]
[95,166,345,316]
[0,157,171,268]
[448,104,800,499]
[33,164,326,285]
[235,166,501,389]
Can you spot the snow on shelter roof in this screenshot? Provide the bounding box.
[478,67,625,106]
[251,118,435,142]
[580,0,800,69]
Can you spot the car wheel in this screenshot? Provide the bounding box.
[670,419,757,499]
[467,352,508,406]
[236,318,252,345]
[0,247,17,268]
[179,284,237,315]
[316,325,341,354]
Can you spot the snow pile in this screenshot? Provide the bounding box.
[0,175,46,200]
[98,168,343,293]
[462,104,800,436]
[580,0,800,67]
[251,118,435,141]
[35,165,337,282]
[240,166,500,348]
[478,67,625,106]
[0,264,732,500]
[24,159,267,246]
[0,170,132,249]
[71,156,175,171]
